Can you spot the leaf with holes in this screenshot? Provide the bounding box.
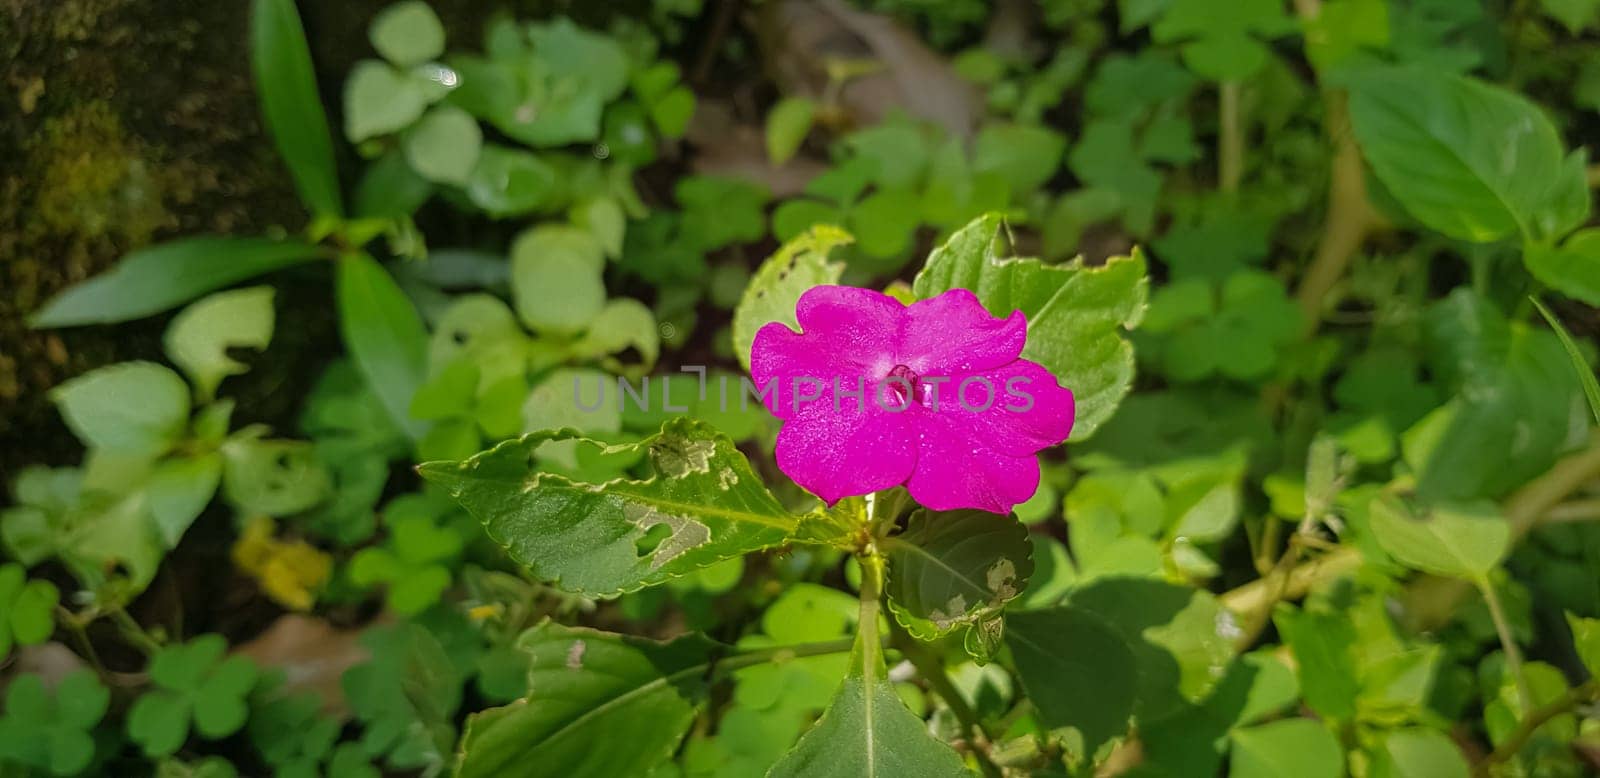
[731,225,852,372]
[419,418,796,596]
[883,509,1032,655]
[164,286,275,401]
[912,213,1148,440]
[456,622,717,778]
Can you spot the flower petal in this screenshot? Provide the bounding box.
[934,359,1075,456]
[775,400,918,504]
[749,286,902,418]
[906,412,1040,514]
[902,288,1025,376]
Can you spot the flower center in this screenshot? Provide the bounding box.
[885,364,921,407]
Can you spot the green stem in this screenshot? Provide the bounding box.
[1219,81,1244,192]
[56,606,107,677]
[108,607,162,656]
[1478,574,1532,713]
[858,553,885,675]
[1473,679,1599,777]
[893,627,1004,778]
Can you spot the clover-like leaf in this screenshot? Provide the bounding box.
[0,564,59,660]
[884,509,1033,654]
[913,213,1149,440]
[342,624,460,770]
[420,419,795,596]
[0,670,109,775]
[128,635,259,757]
[349,514,462,614]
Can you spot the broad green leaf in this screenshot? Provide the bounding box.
[345,60,429,142]
[1368,496,1509,580]
[337,254,429,440]
[521,368,622,470]
[1344,65,1589,244]
[221,438,332,517]
[419,419,795,596]
[30,237,321,328]
[251,0,343,217]
[457,623,715,778]
[1274,605,1360,720]
[766,97,816,165]
[1542,0,1600,33]
[1229,718,1342,778]
[53,362,190,456]
[510,226,607,334]
[1527,228,1600,306]
[1531,297,1600,425]
[883,509,1032,647]
[464,144,559,216]
[1006,607,1139,752]
[1371,728,1470,778]
[573,299,660,369]
[403,105,482,185]
[164,286,276,400]
[356,148,434,218]
[147,453,223,546]
[912,214,1149,440]
[1564,613,1600,677]
[369,0,445,67]
[731,225,852,372]
[972,123,1066,192]
[1066,577,1238,720]
[572,197,626,259]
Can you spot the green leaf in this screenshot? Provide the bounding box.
[456,623,715,778]
[1566,612,1600,678]
[52,362,191,456]
[765,668,969,777]
[510,225,607,334]
[766,97,816,165]
[464,144,558,216]
[883,509,1032,646]
[1527,228,1600,306]
[403,105,482,185]
[1531,297,1600,426]
[1151,0,1293,80]
[222,438,332,517]
[1274,605,1360,720]
[1344,65,1589,244]
[573,299,660,369]
[731,225,852,372]
[912,213,1149,440]
[163,286,275,400]
[0,671,108,775]
[1,565,59,657]
[419,419,795,596]
[972,122,1066,192]
[1368,495,1509,580]
[147,454,223,546]
[1007,607,1139,752]
[1371,728,1470,778]
[30,237,321,328]
[572,197,627,259]
[1541,0,1600,33]
[251,0,344,217]
[1229,718,1342,778]
[337,254,429,440]
[345,60,429,142]
[369,0,445,67]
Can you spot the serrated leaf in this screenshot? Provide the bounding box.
[731,225,852,372]
[1368,496,1509,580]
[1344,65,1588,245]
[52,362,191,456]
[419,419,795,596]
[883,509,1032,647]
[30,237,320,328]
[912,214,1149,439]
[456,623,716,778]
[164,286,275,400]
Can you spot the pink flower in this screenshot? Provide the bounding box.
[749,286,1075,514]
